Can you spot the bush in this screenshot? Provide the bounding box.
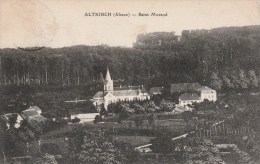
[94,115,102,124]
[41,143,60,155]
[43,119,68,133]
[71,117,80,123]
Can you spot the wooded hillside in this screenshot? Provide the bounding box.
[0,25,259,91]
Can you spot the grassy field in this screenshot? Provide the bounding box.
[42,118,188,140]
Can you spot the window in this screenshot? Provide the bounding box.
[117,98,121,102]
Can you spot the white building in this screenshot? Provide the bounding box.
[149,86,164,95]
[93,68,150,109]
[178,93,201,107]
[21,106,46,123]
[70,113,99,123]
[24,106,42,115]
[174,83,217,107]
[196,86,217,102]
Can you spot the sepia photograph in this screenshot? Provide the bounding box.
[0,0,260,163]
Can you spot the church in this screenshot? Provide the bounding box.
[92,68,150,109]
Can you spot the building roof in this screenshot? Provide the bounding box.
[94,88,149,98]
[2,113,18,120]
[26,106,41,112]
[171,83,201,93]
[196,86,215,92]
[93,91,104,98]
[114,86,140,91]
[1,113,23,123]
[69,108,84,115]
[108,90,140,97]
[105,67,112,81]
[29,115,46,122]
[141,88,149,94]
[179,93,200,101]
[104,67,112,84]
[22,110,39,117]
[149,87,164,95]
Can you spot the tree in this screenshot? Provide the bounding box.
[113,142,140,163]
[100,105,108,116]
[159,99,175,112]
[94,115,102,124]
[238,69,250,89]
[150,135,175,154]
[143,101,160,113]
[71,117,80,123]
[131,103,145,114]
[8,114,18,129]
[210,72,223,90]
[35,153,58,164]
[184,139,224,164]
[248,69,258,88]
[148,113,156,130]
[41,143,60,155]
[222,74,234,88]
[69,130,127,164]
[134,116,144,128]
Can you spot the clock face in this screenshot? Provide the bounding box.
[3,0,58,50]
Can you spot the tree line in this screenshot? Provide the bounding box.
[0,25,260,91]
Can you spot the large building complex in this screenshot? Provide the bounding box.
[93,68,150,109]
[171,83,217,107]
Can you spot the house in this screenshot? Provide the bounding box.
[178,93,201,107]
[175,105,193,112]
[138,147,152,153]
[70,113,99,123]
[172,83,217,107]
[28,115,46,123]
[21,106,46,123]
[21,110,39,119]
[93,68,150,109]
[149,87,164,95]
[67,108,99,123]
[196,86,217,102]
[24,106,42,115]
[171,83,201,94]
[1,113,23,129]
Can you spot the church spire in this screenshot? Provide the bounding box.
[104,67,113,91]
[105,67,112,81]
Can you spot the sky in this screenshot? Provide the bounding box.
[0,0,260,48]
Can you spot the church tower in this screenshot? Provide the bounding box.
[104,67,113,91]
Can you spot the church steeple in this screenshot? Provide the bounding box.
[105,67,112,81]
[104,67,113,91]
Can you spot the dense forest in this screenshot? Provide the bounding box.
[0,25,260,93]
